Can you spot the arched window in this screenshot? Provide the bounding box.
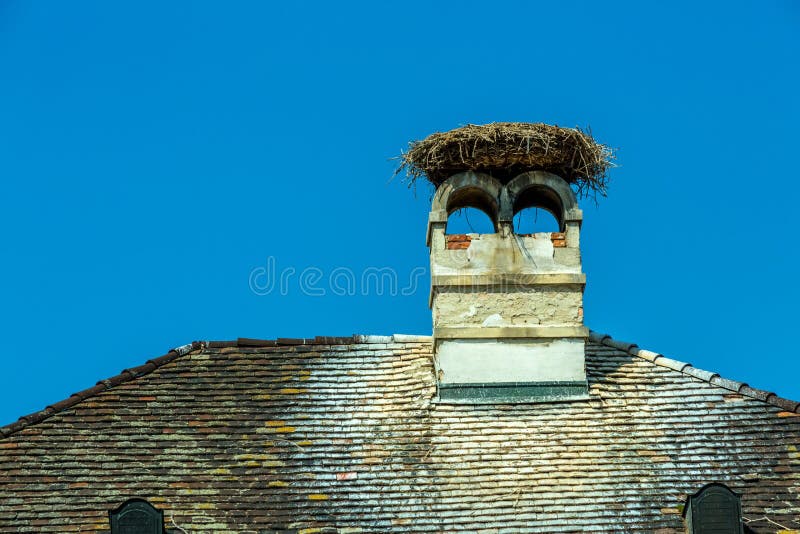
[511,183,565,234]
[108,498,165,534]
[513,206,561,234]
[429,173,502,238]
[446,207,495,235]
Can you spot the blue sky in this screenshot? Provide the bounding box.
[0,1,798,426]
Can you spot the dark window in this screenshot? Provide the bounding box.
[109,498,165,534]
[684,483,743,534]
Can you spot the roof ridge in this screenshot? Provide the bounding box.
[208,334,433,348]
[589,330,800,414]
[0,341,205,439]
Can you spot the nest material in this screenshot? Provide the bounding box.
[395,122,615,198]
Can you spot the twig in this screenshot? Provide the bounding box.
[170,514,189,534]
[743,515,792,530]
[394,122,614,199]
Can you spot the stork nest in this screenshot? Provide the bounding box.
[395,122,615,198]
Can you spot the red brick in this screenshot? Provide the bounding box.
[446,234,471,242]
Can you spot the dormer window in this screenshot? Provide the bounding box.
[683,483,743,534]
[109,498,165,534]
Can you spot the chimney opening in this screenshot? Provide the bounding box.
[512,184,565,232]
[444,185,499,233]
[446,207,495,235]
[513,207,561,235]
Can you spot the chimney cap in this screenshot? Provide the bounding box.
[396,122,614,199]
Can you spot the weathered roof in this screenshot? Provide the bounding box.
[1,332,799,533]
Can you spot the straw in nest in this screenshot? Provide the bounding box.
[395,122,615,199]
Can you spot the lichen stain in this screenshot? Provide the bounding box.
[265,420,286,427]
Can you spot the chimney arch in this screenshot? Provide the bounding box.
[503,171,580,232]
[430,172,503,233]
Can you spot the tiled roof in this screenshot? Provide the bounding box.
[1,332,799,533]
[590,332,800,414]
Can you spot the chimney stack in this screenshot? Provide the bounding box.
[399,123,612,403]
[428,171,588,402]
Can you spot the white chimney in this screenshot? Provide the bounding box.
[428,170,589,402]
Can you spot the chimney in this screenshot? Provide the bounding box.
[400,123,612,403]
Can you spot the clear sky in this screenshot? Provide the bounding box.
[1,1,798,426]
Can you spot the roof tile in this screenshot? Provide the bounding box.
[709,376,747,393]
[238,337,279,347]
[635,349,662,362]
[652,356,691,373]
[738,385,776,403]
[682,366,719,382]
[276,337,308,345]
[598,337,638,352]
[768,396,800,413]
